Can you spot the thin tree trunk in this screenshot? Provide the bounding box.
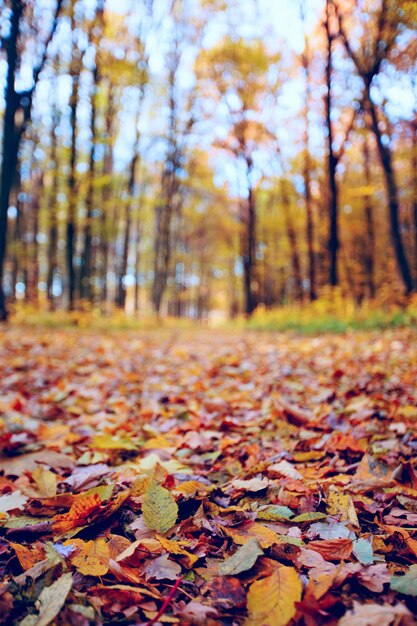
[80,1,104,302]
[47,119,59,309]
[27,171,42,303]
[302,37,317,301]
[363,134,375,299]
[281,181,303,303]
[325,0,339,288]
[242,169,258,316]
[366,87,414,295]
[100,86,114,307]
[412,119,417,286]
[0,1,23,320]
[66,11,81,311]
[134,215,141,315]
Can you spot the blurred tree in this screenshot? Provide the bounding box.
[335,0,416,294]
[0,0,63,319]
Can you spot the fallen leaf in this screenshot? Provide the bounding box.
[219,538,263,575]
[144,553,182,580]
[221,522,279,549]
[307,538,353,561]
[338,601,412,626]
[70,538,110,576]
[327,486,359,526]
[268,460,303,480]
[18,572,73,626]
[32,468,57,498]
[0,491,28,513]
[142,480,178,534]
[246,566,302,626]
[390,564,417,596]
[52,492,101,534]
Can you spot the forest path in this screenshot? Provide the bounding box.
[0,327,416,624]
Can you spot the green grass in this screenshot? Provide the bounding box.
[6,298,417,335]
[245,304,417,334]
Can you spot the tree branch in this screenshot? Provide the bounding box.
[335,105,359,164]
[31,0,64,90]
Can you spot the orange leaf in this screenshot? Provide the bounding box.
[307,539,353,561]
[221,522,279,549]
[10,542,45,571]
[52,492,101,534]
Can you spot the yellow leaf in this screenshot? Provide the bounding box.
[156,535,198,567]
[143,435,172,449]
[142,480,178,534]
[327,486,359,527]
[221,522,279,548]
[174,480,210,497]
[71,538,110,576]
[246,566,302,626]
[32,467,57,497]
[92,434,137,450]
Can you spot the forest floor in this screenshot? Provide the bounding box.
[0,327,417,625]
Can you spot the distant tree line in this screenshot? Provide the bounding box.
[0,0,416,320]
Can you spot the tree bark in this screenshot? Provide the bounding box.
[242,160,258,316]
[80,0,104,302]
[0,1,23,320]
[366,87,414,295]
[324,0,339,288]
[363,134,376,299]
[281,180,303,303]
[47,117,59,310]
[302,38,317,301]
[67,8,82,311]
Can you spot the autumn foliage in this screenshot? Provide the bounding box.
[0,327,416,624]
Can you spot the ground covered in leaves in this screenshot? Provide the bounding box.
[0,328,417,626]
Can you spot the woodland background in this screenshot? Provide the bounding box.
[0,0,416,325]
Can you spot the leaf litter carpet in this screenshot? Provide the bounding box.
[0,328,417,625]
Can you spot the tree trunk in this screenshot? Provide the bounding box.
[0,1,23,320]
[242,178,258,316]
[67,11,82,311]
[302,40,317,301]
[363,134,376,299]
[412,119,417,287]
[325,0,339,288]
[26,171,42,303]
[366,87,414,295]
[80,1,104,302]
[47,119,59,309]
[281,180,303,303]
[134,220,141,315]
[100,86,114,307]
